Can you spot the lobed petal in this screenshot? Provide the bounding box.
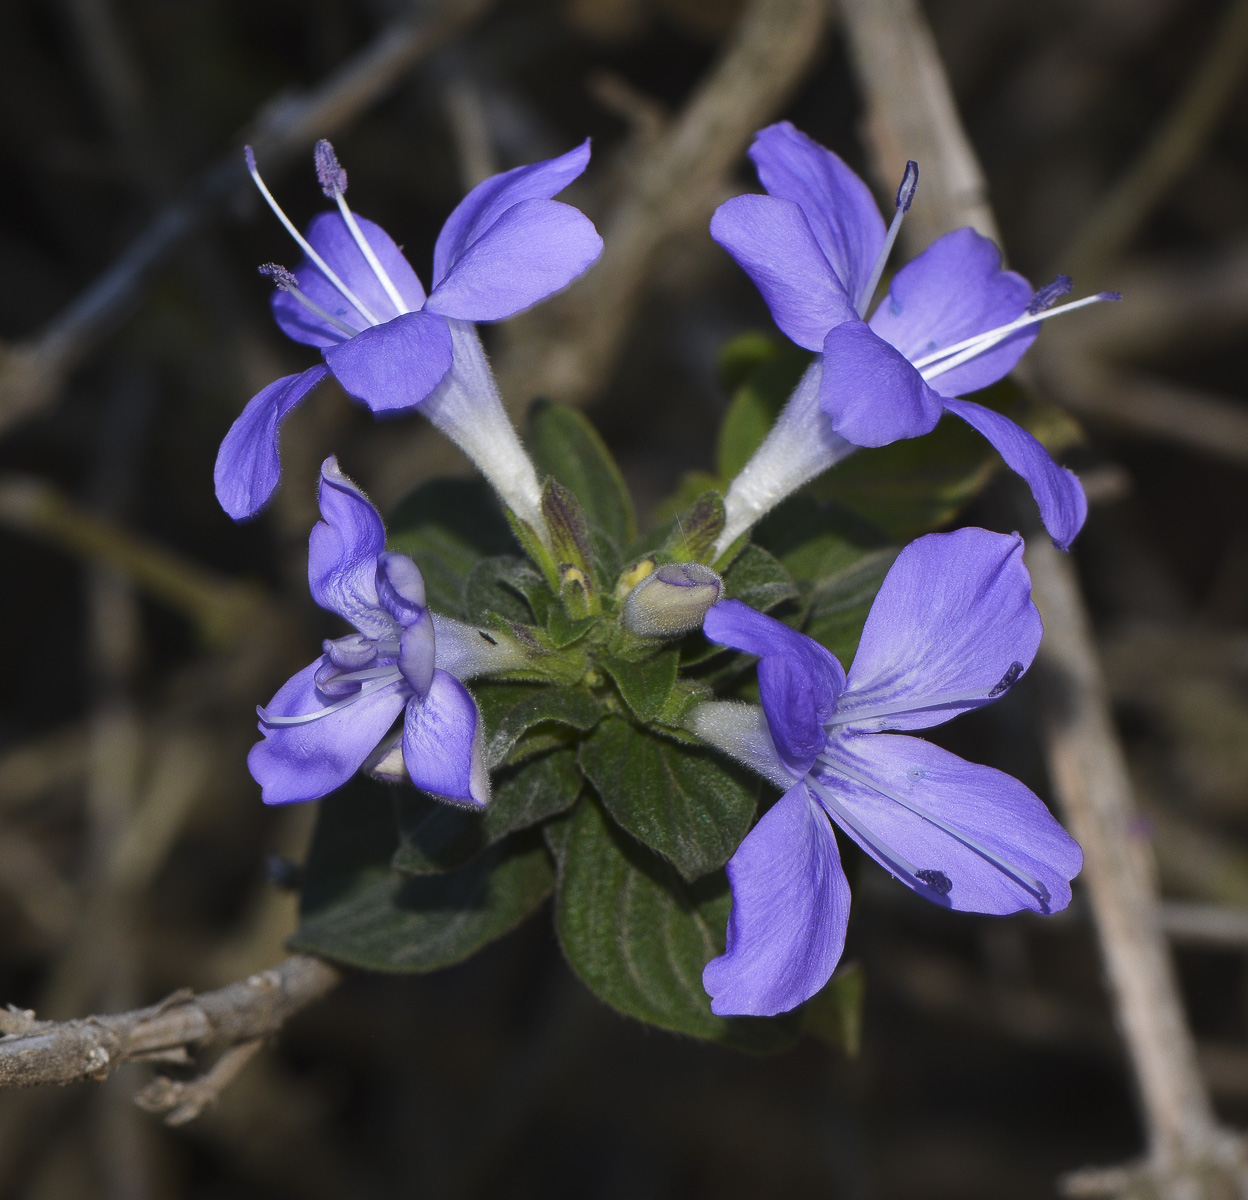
[424,198,603,322]
[323,309,453,414]
[709,194,856,350]
[703,600,845,776]
[433,141,592,286]
[273,212,428,345]
[943,399,1088,550]
[868,227,1037,398]
[248,660,407,805]
[703,781,851,1016]
[214,366,327,520]
[818,733,1081,914]
[839,529,1042,731]
[749,122,886,304]
[308,457,391,638]
[819,321,944,446]
[401,670,490,807]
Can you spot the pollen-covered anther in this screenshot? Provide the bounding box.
[1028,274,1072,315]
[857,158,920,314]
[259,262,300,290]
[915,868,952,895]
[895,160,919,213]
[314,139,348,198]
[988,660,1025,698]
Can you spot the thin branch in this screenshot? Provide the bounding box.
[134,1037,265,1126]
[0,0,494,437]
[0,956,340,1091]
[494,0,829,411]
[1059,0,1248,280]
[839,0,1243,1191]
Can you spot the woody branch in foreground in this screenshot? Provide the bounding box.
[839,0,1245,1194]
[0,956,339,1099]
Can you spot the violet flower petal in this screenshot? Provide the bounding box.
[710,194,857,351]
[867,227,1037,398]
[819,732,1082,914]
[819,321,944,446]
[398,613,436,699]
[308,457,391,638]
[749,122,886,305]
[839,529,1042,732]
[424,198,603,322]
[703,599,845,776]
[214,366,328,521]
[401,669,489,807]
[273,212,427,346]
[432,141,592,287]
[323,309,453,414]
[375,551,427,625]
[248,660,407,805]
[943,398,1088,551]
[703,781,851,1016]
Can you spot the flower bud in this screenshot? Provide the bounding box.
[621,562,723,638]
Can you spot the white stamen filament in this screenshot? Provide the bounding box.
[914,293,1115,381]
[817,751,1049,900]
[245,151,384,327]
[324,664,402,685]
[824,684,1001,728]
[279,281,360,340]
[257,673,401,727]
[805,774,923,879]
[856,206,907,318]
[330,190,411,318]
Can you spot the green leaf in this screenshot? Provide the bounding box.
[292,781,552,971]
[801,963,864,1056]
[660,491,725,564]
[393,748,584,874]
[465,557,548,626]
[529,400,636,548]
[601,651,679,722]
[387,479,515,616]
[720,543,800,612]
[554,795,798,1052]
[579,717,758,880]
[474,681,603,767]
[716,340,811,480]
[547,606,597,648]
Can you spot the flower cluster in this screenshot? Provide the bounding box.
[213,125,1098,1024]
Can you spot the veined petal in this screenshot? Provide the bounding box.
[703,781,851,1016]
[323,309,453,414]
[703,600,845,776]
[402,670,489,807]
[433,141,592,286]
[943,398,1088,550]
[710,195,856,351]
[398,611,436,699]
[309,457,391,637]
[214,366,327,520]
[868,227,1036,398]
[248,660,407,805]
[749,122,886,303]
[819,733,1081,914]
[273,212,427,345]
[839,529,1042,731]
[819,321,944,447]
[375,551,427,626]
[425,198,603,322]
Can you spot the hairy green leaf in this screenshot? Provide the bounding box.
[553,796,798,1052]
[474,681,602,767]
[465,557,549,626]
[293,781,552,971]
[720,543,800,612]
[579,717,757,880]
[601,652,679,722]
[529,400,636,548]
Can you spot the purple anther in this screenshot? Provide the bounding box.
[258,262,300,290]
[895,160,919,212]
[314,139,348,198]
[1027,274,1072,315]
[243,145,257,173]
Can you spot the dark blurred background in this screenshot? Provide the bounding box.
[1,0,1248,1195]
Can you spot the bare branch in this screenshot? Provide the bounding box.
[134,1037,265,1126]
[0,0,494,437]
[0,956,340,1091]
[840,0,1245,1191]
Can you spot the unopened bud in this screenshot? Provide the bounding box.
[622,562,722,638]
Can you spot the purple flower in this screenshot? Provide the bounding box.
[711,122,1117,552]
[215,140,603,525]
[692,527,1082,1016]
[249,456,494,807]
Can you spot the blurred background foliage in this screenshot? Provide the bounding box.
[2,0,1248,1195]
